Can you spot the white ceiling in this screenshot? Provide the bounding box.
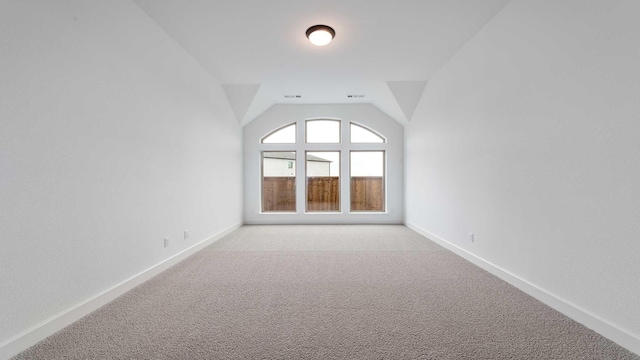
[132,0,511,125]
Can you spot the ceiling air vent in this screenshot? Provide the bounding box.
[284,95,302,99]
[347,94,365,98]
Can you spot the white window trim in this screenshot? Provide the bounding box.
[258,117,389,215]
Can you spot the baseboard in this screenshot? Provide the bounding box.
[405,222,640,356]
[0,222,242,360]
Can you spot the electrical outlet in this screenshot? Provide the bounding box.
[469,233,475,243]
[164,237,170,248]
[184,230,189,240]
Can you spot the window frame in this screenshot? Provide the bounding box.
[257,117,388,216]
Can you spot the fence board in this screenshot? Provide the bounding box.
[262,177,296,212]
[351,176,384,211]
[307,177,340,211]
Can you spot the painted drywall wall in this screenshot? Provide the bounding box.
[0,0,242,347]
[406,0,640,346]
[244,104,404,224]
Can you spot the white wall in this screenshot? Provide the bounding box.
[306,161,331,177]
[244,104,404,224]
[263,158,296,177]
[0,0,242,351]
[262,158,330,177]
[406,0,640,352]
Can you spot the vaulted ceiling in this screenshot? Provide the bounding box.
[132,0,511,125]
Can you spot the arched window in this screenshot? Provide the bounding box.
[261,123,296,143]
[350,122,385,143]
[260,119,385,213]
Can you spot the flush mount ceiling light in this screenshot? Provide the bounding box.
[306,25,335,46]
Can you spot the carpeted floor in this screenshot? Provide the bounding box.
[14,225,639,359]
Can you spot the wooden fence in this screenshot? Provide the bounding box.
[263,176,383,212]
[306,177,340,211]
[350,176,384,211]
[262,177,296,212]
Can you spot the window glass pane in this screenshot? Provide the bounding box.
[262,123,296,143]
[350,151,384,212]
[306,120,340,143]
[262,152,296,212]
[306,152,340,212]
[350,123,384,143]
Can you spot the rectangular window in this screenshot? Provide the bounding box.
[262,152,296,212]
[350,151,385,212]
[306,120,340,143]
[306,151,340,212]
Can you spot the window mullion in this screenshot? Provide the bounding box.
[296,119,306,214]
[341,119,350,214]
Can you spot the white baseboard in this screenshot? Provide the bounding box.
[405,222,640,356]
[0,222,242,360]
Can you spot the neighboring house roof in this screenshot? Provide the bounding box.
[264,152,331,162]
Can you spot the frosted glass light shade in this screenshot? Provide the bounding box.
[306,25,335,46]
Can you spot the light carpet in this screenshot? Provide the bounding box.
[14,225,639,359]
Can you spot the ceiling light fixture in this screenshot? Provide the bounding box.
[306,25,335,46]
